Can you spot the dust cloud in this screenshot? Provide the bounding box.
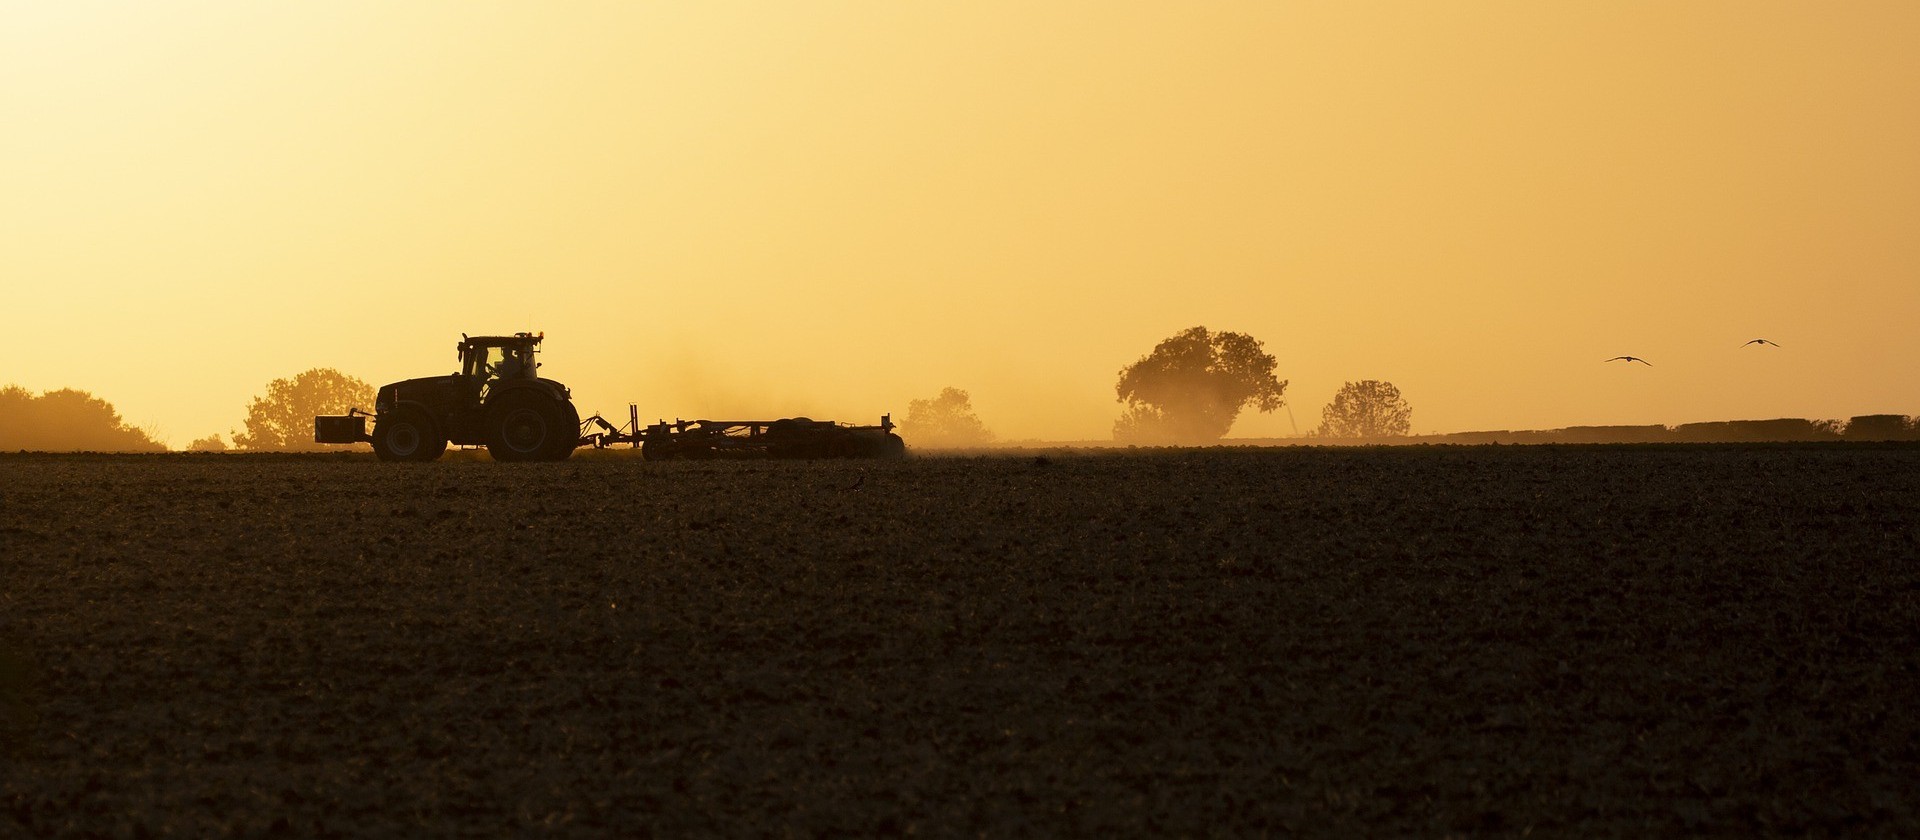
[618,351,838,426]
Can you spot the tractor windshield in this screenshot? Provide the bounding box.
[483,344,536,382]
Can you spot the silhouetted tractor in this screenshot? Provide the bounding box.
[314,331,908,462]
[315,332,581,462]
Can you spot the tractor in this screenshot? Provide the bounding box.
[315,332,580,462]
[314,331,909,462]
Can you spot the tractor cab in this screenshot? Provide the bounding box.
[459,332,543,398]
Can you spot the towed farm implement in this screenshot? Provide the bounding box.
[314,332,905,462]
[581,408,904,460]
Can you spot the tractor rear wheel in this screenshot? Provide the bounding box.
[486,392,569,462]
[373,407,445,463]
[547,401,581,462]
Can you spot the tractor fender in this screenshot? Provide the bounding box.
[483,377,572,410]
[384,399,443,426]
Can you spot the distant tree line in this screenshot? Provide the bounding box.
[1433,416,1920,445]
[11,346,1914,452]
[1,368,374,453]
[0,386,165,452]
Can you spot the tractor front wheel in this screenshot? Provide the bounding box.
[373,407,446,463]
[486,393,571,462]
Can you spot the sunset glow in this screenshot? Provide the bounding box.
[6,2,1916,447]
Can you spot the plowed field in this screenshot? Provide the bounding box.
[3,446,1918,835]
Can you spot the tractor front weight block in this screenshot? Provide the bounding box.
[314,414,371,444]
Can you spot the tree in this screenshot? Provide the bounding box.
[1114,327,1287,444]
[1318,380,1413,438]
[186,434,229,452]
[902,387,994,448]
[0,385,166,452]
[234,369,374,451]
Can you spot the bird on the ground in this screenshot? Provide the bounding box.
[1605,356,1652,366]
[1743,338,1781,347]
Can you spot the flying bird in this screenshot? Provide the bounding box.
[1605,356,1652,366]
[1743,339,1781,347]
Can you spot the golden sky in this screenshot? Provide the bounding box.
[5,2,1917,447]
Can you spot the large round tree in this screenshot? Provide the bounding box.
[233,368,375,451]
[1114,326,1287,444]
[1318,380,1413,438]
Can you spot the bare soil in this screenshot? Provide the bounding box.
[3,445,1917,836]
